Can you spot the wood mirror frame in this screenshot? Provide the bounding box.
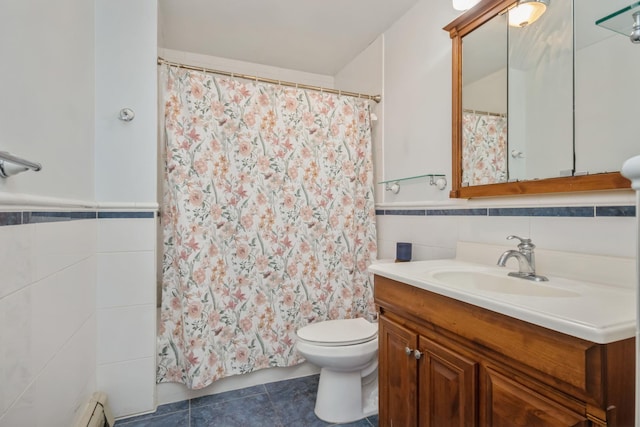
[443,0,631,199]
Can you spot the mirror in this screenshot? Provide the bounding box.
[508,0,573,181]
[576,0,640,174]
[461,13,508,186]
[445,0,631,198]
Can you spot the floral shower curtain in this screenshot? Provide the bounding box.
[461,111,507,186]
[157,64,378,389]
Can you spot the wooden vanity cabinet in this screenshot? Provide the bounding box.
[374,276,635,427]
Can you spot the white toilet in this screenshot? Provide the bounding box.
[295,317,379,424]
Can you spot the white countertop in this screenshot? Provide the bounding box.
[369,259,636,344]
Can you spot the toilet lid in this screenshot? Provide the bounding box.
[297,318,378,346]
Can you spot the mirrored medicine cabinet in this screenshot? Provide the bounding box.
[444,0,634,198]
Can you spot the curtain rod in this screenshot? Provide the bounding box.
[463,108,506,118]
[158,57,381,104]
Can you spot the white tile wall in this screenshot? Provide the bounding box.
[97,305,156,364]
[0,218,97,427]
[458,215,531,246]
[0,224,33,299]
[33,314,97,427]
[0,381,36,427]
[530,216,637,258]
[98,218,156,253]
[32,219,97,281]
[32,257,96,371]
[96,216,157,419]
[376,214,459,261]
[97,357,155,418]
[0,287,32,417]
[376,203,636,263]
[97,252,156,307]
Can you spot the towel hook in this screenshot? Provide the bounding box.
[119,108,135,122]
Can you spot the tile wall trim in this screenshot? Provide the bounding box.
[98,211,156,219]
[0,210,157,227]
[0,192,159,210]
[376,205,636,218]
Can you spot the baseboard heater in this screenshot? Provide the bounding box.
[75,392,115,427]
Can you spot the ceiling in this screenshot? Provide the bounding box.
[463,0,630,84]
[158,0,420,76]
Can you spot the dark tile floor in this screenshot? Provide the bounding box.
[114,375,378,427]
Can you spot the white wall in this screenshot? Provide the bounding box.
[334,35,385,205]
[158,48,335,89]
[575,36,640,174]
[463,68,507,114]
[95,0,158,203]
[0,1,98,426]
[0,0,95,199]
[94,0,159,419]
[382,1,459,203]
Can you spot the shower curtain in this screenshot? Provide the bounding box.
[157,64,378,389]
[461,111,507,185]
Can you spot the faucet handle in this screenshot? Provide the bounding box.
[506,235,535,250]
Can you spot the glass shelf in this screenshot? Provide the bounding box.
[378,173,446,185]
[596,1,640,37]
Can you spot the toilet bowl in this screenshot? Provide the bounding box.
[296,317,378,424]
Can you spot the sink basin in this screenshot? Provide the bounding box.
[431,271,580,298]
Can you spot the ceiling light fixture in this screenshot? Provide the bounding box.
[452,0,481,12]
[508,0,550,28]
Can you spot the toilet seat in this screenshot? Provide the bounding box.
[297,318,378,346]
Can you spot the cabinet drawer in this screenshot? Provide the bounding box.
[482,366,589,427]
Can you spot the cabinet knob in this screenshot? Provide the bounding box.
[414,350,422,360]
[405,347,413,356]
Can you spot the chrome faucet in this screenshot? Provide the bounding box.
[497,235,548,282]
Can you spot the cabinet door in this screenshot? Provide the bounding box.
[482,367,589,427]
[418,336,478,427]
[379,315,419,427]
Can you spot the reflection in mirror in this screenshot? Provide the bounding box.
[462,14,508,186]
[576,0,640,175]
[508,0,573,181]
[445,0,631,198]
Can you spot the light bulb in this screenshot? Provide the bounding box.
[508,1,548,27]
